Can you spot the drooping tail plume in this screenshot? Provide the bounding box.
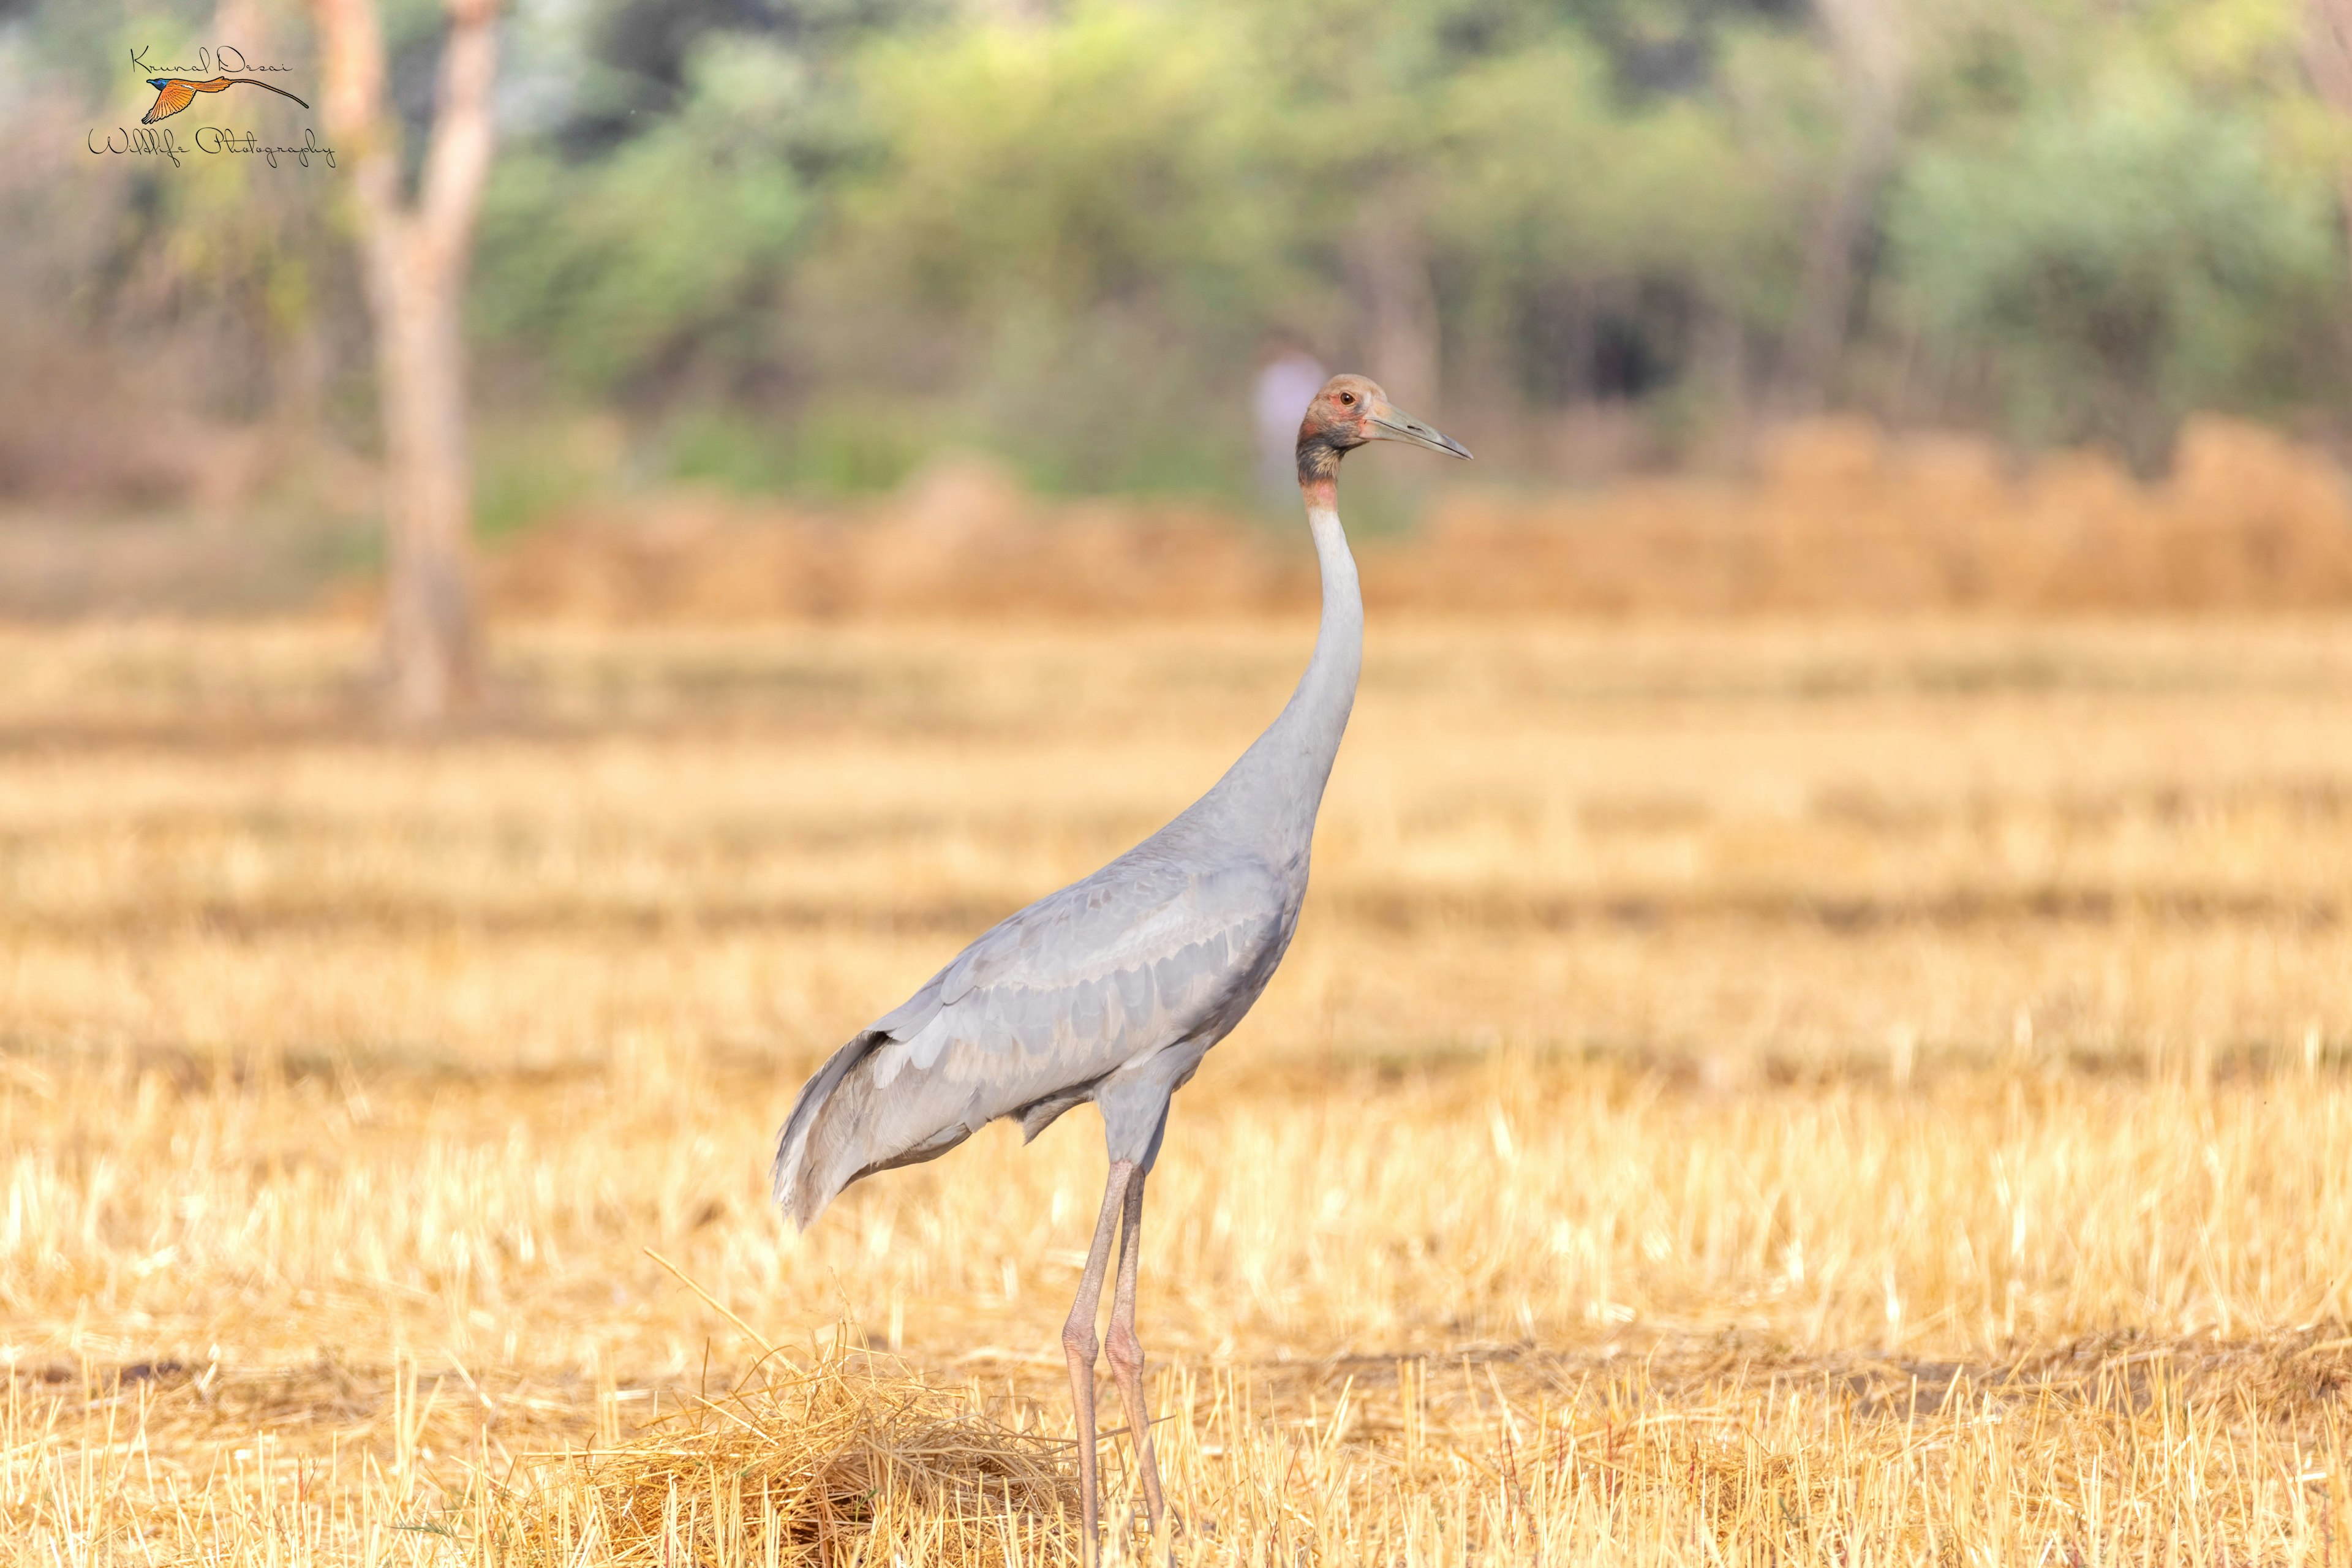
[141,77,311,125]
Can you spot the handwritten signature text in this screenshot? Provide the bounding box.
[88,125,337,170]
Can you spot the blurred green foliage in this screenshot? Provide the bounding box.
[477,40,813,396]
[1889,13,2345,461]
[10,0,2352,511]
[666,402,926,494]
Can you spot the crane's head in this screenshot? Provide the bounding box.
[1296,374,1471,491]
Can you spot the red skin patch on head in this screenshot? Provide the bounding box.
[1295,374,1387,488]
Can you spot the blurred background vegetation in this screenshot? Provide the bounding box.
[6,0,2352,545]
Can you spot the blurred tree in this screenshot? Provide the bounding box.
[0,0,368,502]
[1891,55,2340,461]
[1430,35,1781,412]
[554,0,932,153]
[461,0,1830,489]
[798,4,1295,489]
[475,40,810,401]
[29,0,2350,526]
[312,0,499,723]
[1771,0,1912,412]
[1238,0,1462,406]
[2303,0,2352,305]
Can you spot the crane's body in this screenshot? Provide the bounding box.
[771,501,1358,1219]
[769,375,1468,1559]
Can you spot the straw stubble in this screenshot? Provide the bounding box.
[2,617,2350,1563]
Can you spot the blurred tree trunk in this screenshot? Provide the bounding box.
[1352,189,1441,406]
[312,0,499,724]
[216,0,328,442]
[2303,0,2352,287]
[1773,0,1909,415]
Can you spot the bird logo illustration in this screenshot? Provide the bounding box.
[140,76,309,125]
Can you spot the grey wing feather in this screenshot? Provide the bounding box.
[771,845,1287,1227]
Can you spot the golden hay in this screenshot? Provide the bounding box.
[492,1339,1078,1567]
[4,619,2352,1564]
[475,1335,2352,1567]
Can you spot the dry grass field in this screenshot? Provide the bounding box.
[4,614,2352,1564]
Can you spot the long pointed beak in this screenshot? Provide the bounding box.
[1366,401,1472,461]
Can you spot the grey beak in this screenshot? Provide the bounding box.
[1368,404,1473,461]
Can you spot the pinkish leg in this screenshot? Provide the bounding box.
[1104,1164,1166,1536]
[1063,1158,1133,1568]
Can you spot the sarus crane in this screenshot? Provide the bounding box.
[771,375,1469,1554]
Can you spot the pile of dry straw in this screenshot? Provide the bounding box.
[489,1337,1080,1567]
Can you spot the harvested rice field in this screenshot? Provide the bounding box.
[3,616,2351,1564]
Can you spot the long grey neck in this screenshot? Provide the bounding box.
[1193,496,1362,865]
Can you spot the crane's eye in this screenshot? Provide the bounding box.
[1337,391,1356,406]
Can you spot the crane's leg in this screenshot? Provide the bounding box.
[1104,1164,1167,1536]
[1063,1156,1133,1567]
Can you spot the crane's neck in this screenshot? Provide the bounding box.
[1206,475,1361,864]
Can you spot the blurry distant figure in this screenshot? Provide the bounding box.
[1254,344,1327,497]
